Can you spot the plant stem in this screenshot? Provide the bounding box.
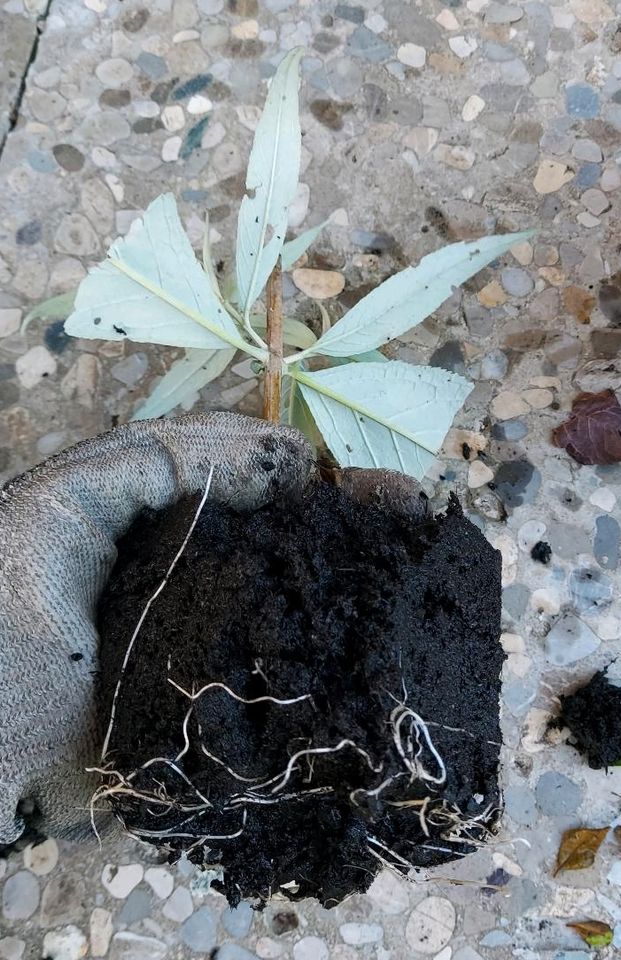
[263,258,283,423]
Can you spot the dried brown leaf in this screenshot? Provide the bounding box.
[567,919,614,948]
[552,389,621,465]
[554,826,609,876]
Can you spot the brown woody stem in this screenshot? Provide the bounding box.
[262,258,283,423]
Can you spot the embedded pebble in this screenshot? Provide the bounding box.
[530,588,560,615]
[340,924,383,945]
[568,568,613,614]
[590,488,616,512]
[101,864,144,899]
[0,308,22,338]
[110,353,149,387]
[367,869,410,914]
[449,36,477,58]
[222,901,254,938]
[572,139,602,163]
[522,388,553,409]
[144,868,174,900]
[478,281,507,307]
[293,938,329,960]
[41,926,88,960]
[163,886,194,922]
[255,939,283,959]
[492,419,528,441]
[594,515,619,571]
[2,871,40,920]
[565,83,600,119]
[397,44,427,69]
[494,460,541,508]
[15,345,56,389]
[544,613,600,665]
[406,897,456,954]
[162,136,182,161]
[292,268,345,299]
[24,838,59,876]
[462,95,485,122]
[216,947,257,960]
[118,889,152,926]
[518,519,547,552]
[188,94,213,115]
[181,907,218,952]
[442,428,487,460]
[436,8,459,30]
[535,772,582,816]
[468,460,494,488]
[90,908,113,957]
[533,160,573,194]
[435,144,475,170]
[490,391,529,420]
[501,267,534,298]
[0,939,25,960]
[162,105,185,131]
[504,784,536,826]
[109,933,167,960]
[582,189,609,216]
[95,58,133,88]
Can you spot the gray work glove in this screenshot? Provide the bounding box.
[0,413,312,844]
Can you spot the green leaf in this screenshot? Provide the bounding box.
[305,231,534,358]
[235,48,303,316]
[567,920,614,948]
[65,194,260,358]
[293,360,472,479]
[132,347,235,421]
[281,220,329,271]
[22,290,77,332]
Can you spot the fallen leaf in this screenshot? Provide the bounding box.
[554,827,609,876]
[614,825,621,846]
[567,920,614,948]
[552,390,621,465]
[563,285,596,324]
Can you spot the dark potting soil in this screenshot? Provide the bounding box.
[97,481,503,907]
[559,670,621,769]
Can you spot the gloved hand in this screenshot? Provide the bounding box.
[0,413,312,845]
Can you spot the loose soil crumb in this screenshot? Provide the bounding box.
[559,670,621,769]
[98,481,503,907]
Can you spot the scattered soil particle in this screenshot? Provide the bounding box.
[531,541,552,564]
[559,671,621,769]
[98,481,503,907]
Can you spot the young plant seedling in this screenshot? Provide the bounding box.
[51,47,532,479]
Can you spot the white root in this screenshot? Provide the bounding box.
[200,744,262,784]
[168,677,311,709]
[253,739,383,795]
[349,773,408,808]
[101,467,215,761]
[227,786,334,807]
[130,808,247,842]
[390,705,447,786]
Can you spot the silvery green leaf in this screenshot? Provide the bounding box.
[295,360,472,479]
[132,347,235,421]
[202,210,224,303]
[281,220,329,271]
[308,230,534,358]
[252,315,317,350]
[282,371,323,448]
[22,290,76,332]
[235,48,303,315]
[65,194,251,355]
